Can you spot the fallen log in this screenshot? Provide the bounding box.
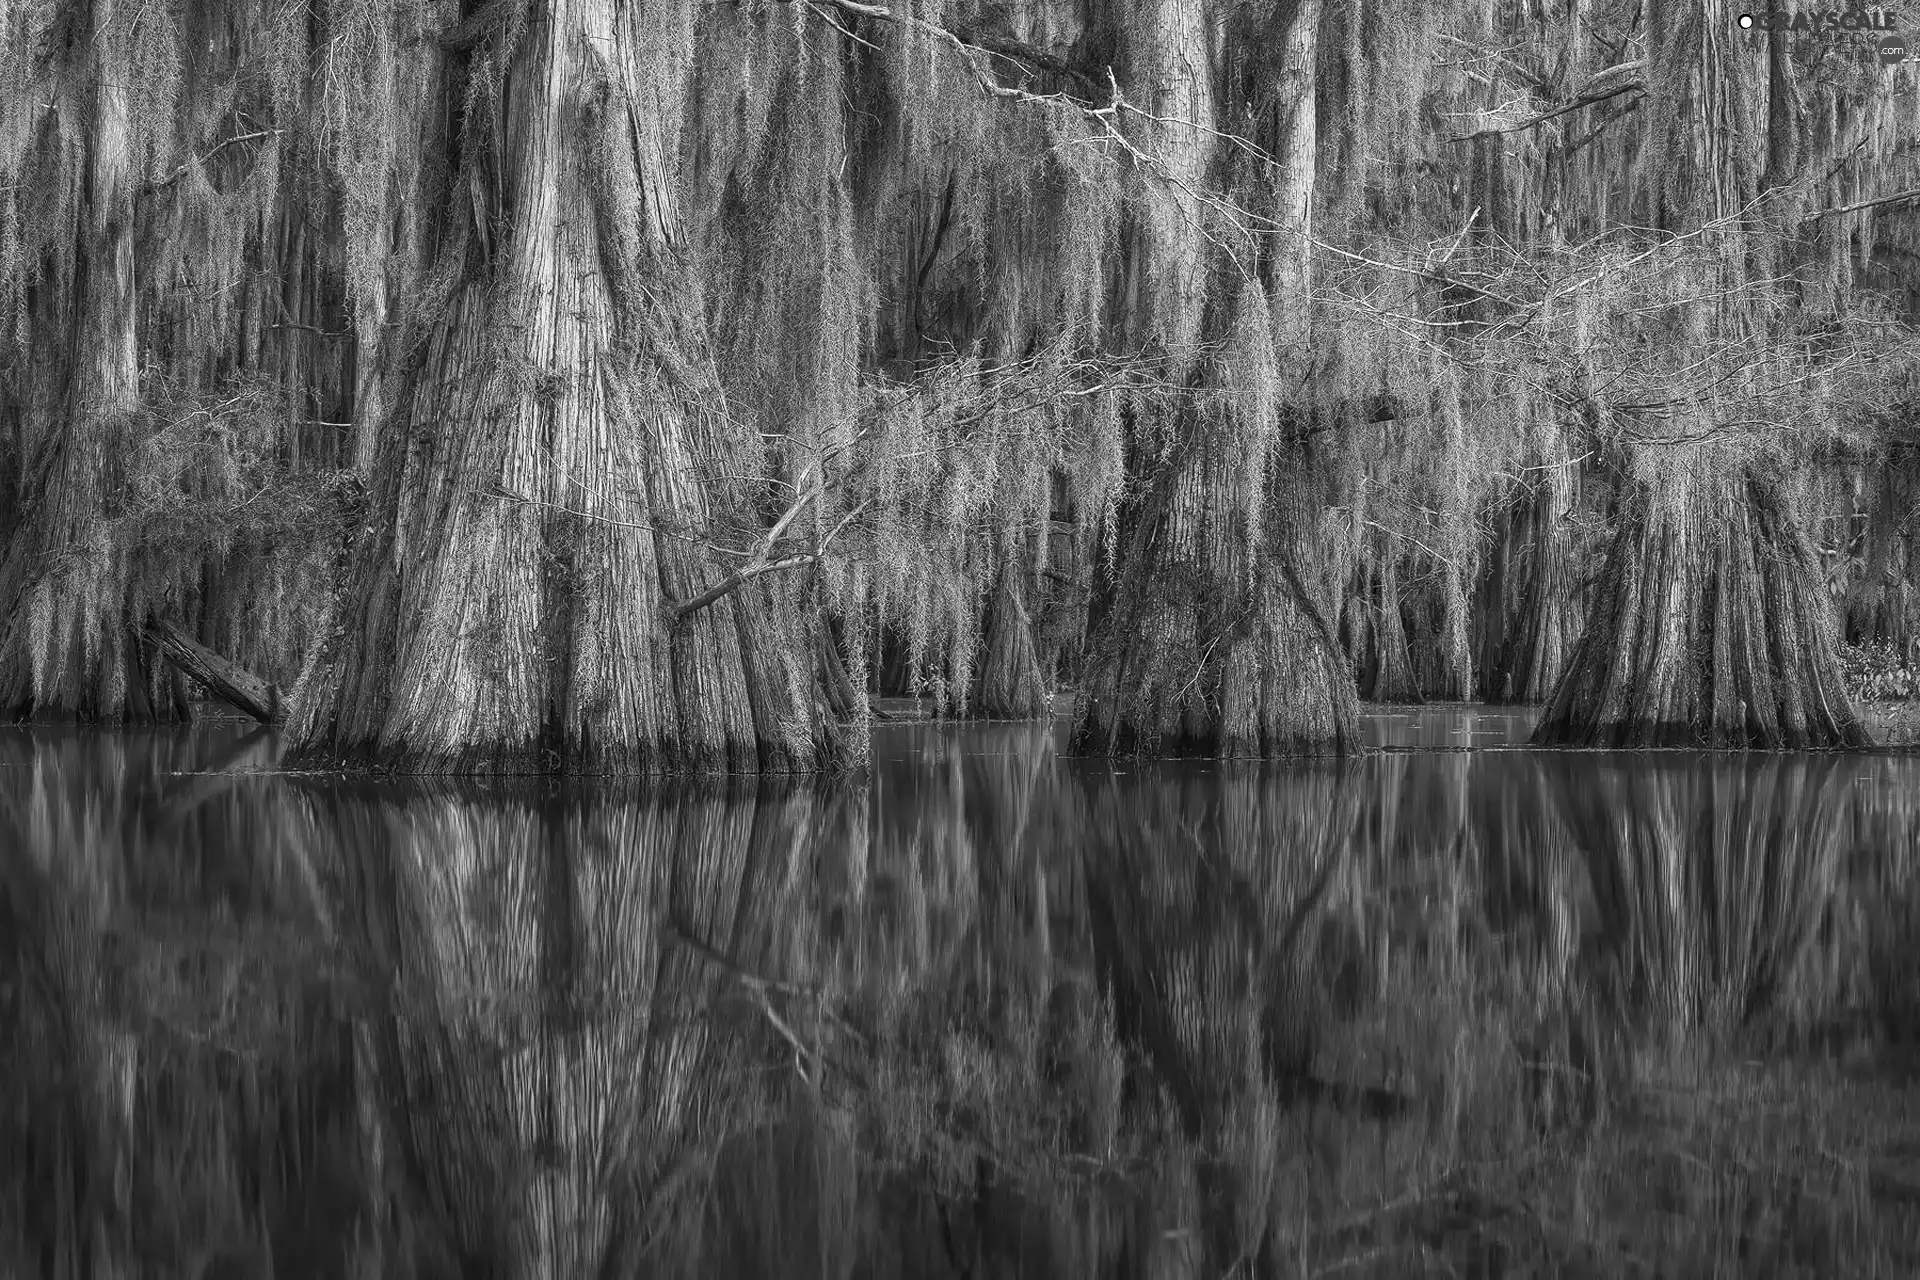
[143,620,284,725]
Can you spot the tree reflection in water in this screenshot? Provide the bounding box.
[2,724,1919,1277]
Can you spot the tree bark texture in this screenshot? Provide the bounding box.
[1504,457,1578,703]
[285,0,824,775]
[145,620,283,724]
[973,561,1051,719]
[1533,466,1869,748]
[1481,458,1578,703]
[1076,439,1360,755]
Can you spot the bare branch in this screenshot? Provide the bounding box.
[670,499,873,627]
[1446,62,1646,143]
[1814,186,1920,218]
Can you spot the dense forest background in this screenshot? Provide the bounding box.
[5,0,1920,770]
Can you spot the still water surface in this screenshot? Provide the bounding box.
[3,714,1918,1278]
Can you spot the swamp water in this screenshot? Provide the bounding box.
[2,714,1919,1279]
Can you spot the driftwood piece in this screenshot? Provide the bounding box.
[144,621,284,725]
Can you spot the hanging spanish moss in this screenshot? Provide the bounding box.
[1070,0,1366,758]
[0,0,395,724]
[7,0,1920,756]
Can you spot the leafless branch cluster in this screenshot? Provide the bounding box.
[1315,200,1920,470]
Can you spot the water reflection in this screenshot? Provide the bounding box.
[2,724,1918,1277]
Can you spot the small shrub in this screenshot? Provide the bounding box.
[1839,642,1920,702]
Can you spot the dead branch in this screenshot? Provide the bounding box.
[808,0,1090,106]
[670,497,871,626]
[1446,61,1645,143]
[956,29,1103,96]
[1814,186,1920,218]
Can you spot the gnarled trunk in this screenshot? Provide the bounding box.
[285,0,826,775]
[1534,464,1868,748]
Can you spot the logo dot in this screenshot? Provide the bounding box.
[1738,13,1755,28]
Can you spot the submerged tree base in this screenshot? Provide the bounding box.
[1074,522,1360,759]
[973,563,1052,720]
[1071,425,1361,758]
[1534,464,1869,749]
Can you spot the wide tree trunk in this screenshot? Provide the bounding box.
[1534,465,1869,748]
[972,561,1050,720]
[285,0,826,774]
[1072,0,1358,759]
[1482,455,1578,704]
[1076,436,1359,755]
[0,0,187,723]
[1504,456,1578,703]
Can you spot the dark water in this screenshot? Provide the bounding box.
[3,715,1919,1278]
